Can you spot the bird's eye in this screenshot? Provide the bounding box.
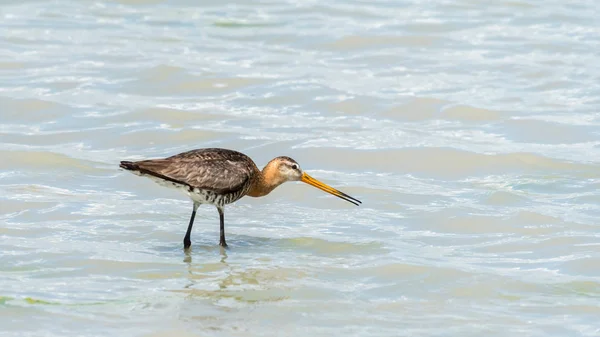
[291,164,298,170]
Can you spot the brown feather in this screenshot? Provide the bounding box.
[126,148,258,195]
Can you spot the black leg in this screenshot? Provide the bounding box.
[217,206,227,248]
[183,202,200,249]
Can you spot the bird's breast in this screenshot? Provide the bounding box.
[187,186,248,206]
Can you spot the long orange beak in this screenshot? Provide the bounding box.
[301,172,361,206]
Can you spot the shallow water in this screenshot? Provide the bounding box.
[1,0,600,336]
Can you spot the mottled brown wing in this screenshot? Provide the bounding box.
[134,148,256,194]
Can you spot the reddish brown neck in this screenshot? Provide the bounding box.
[247,161,285,197]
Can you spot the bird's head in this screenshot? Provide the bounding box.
[271,156,303,182]
[264,156,361,206]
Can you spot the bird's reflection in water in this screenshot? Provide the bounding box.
[182,244,230,290]
[183,245,229,264]
[177,241,295,306]
[183,248,192,264]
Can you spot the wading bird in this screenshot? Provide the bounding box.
[119,148,361,249]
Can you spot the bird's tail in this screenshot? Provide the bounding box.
[119,161,139,171]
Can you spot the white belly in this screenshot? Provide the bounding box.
[137,171,223,206]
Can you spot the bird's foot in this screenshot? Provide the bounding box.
[183,239,192,250]
[219,240,228,249]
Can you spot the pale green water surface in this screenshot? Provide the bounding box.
[1,0,600,336]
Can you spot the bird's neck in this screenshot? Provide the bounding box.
[247,162,285,197]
